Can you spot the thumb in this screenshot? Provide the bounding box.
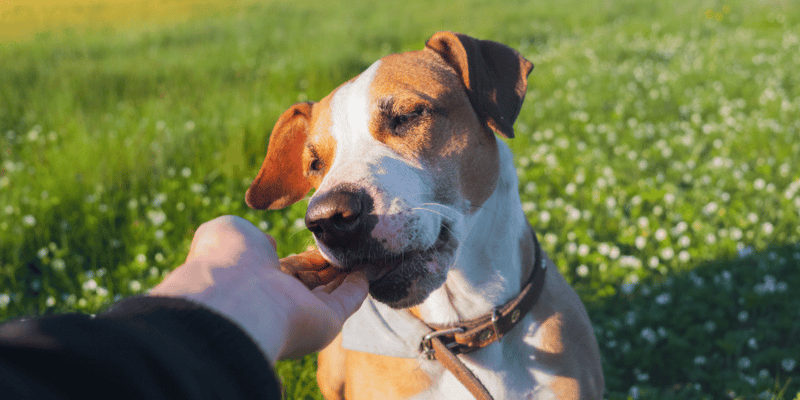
[313,270,369,323]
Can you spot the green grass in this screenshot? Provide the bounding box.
[1,0,799,398]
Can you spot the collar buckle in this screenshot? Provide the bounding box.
[421,327,464,360]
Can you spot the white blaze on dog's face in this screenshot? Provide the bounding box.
[246,32,532,308]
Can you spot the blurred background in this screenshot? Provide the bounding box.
[1,0,798,398]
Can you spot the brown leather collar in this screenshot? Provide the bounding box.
[416,228,546,400]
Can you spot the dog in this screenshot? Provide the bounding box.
[246,31,603,400]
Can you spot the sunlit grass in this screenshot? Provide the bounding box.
[1,0,799,398]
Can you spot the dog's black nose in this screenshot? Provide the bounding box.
[305,188,374,250]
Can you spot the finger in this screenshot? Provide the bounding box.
[314,270,369,319]
[319,272,348,294]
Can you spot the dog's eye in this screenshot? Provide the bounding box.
[309,158,323,173]
[389,108,427,133]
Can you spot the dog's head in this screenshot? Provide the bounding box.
[246,32,532,308]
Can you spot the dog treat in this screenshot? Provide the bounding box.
[279,248,347,291]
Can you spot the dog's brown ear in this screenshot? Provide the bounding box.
[246,102,314,210]
[425,31,533,139]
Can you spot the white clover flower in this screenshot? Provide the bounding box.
[637,217,649,229]
[83,279,98,291]
[621,282,636,295]
[578,244,590,257]
[762,222,774,235]
[648,256,659,268]
[654,229,668,241]
[705,233,717,244]
[660,247,674,260]
[703,202,719,215]
[629,386,640,400]
[136,254,147,264]
[738,311,749,322]
[694,356,707,365]
[655,293,671,305]
[636,372,649,381]
[152,193,168,207]
[605,197,616,209]
[609,246,621,259]
[565,183,576,196]
[747,212,759,224]
[37,247,49,259]
[167,167,176,177]
[96,287,108,297]
[664,193,675,204]
[738,357,751,369]
[45,296,56,307]
[258,221,270,231]
[176,202,185,211]
[185,121,196,131]
[147,210,167,227]
[620,256,642,269]
[22,215,36,227]
[154,230,164,240]
[673,221,687,235]
[679,250,691,263]
[566,243,577,254]
[777,282,787,292]
[52,258,65,271]
[0,293,10,308]
[181,167,192,178]
[738,246,754,258]
[129,280,142,292]
[155,253,165,263]
[577,265,589,277]
[598,243,610,256]
[544,233,558,246]
[190,183,207,194]
[782,358,796,371]
[748,337,757,349]
[753,178,766,190]
[705,321,716,332]
[640,327,657,343]
[540,211,551,224]
[635,236,647,249]
[759,369,769,379]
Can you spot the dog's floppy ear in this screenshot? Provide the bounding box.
[425,31,533,139]
[246,102,314,210]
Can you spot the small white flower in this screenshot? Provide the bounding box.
[37,247,49,259]
[738,311,749,322]
[0,293,10,308]
[648,256,659,268]
[660,247,674,260]
[640,327,657,343]
[136,254,147,264]
[748,337,757,349]
[52,258,66,271]
[578,244,590,257]
[782,358,796,371]
[705,321,716,332]
[83,279,98,291]
[609,246,621,259]
[637,217,649,229]
[694,356,707,365]
[738,246,754,258]
[155,253,165,263]
[678,235,691,247]
[655,293,671,305]
[762,222,774,235]
[738,357,751,369]
[577,265,589,277]
[22,215,37,227]
[635,236,647,249]
[181,167,192,178]
[598,243,610,255]
[539,211,551,224]
[46,296,56,307]
[129,280,142,292]
[678,250,691,263]
[654,228,668,241]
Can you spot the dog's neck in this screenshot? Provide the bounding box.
[413,140,533,326]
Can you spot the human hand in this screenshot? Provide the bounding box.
[149,215,369,362]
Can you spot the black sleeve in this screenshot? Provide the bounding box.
[0,296,282,399]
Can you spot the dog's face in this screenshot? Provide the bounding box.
[247,32,532,308]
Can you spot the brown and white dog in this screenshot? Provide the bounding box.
[246,32,603,400]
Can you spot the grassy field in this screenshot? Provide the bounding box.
[1,0,799,398]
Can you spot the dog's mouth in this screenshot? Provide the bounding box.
[365,223,453,284]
